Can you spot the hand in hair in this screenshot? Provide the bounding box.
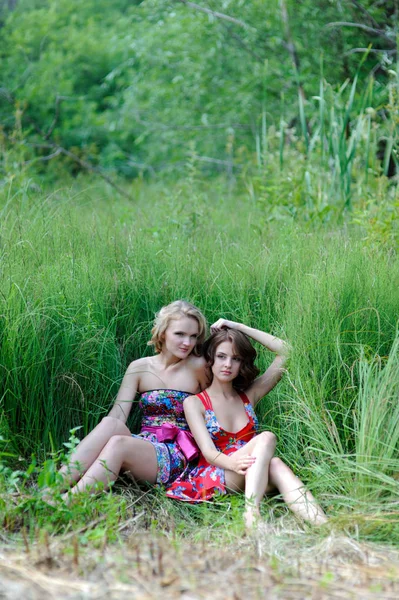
[209,318,291,406]
[210,319,238,333]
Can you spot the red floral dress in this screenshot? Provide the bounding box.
[166,389,258,502]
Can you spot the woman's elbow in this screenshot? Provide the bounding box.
[202,448,221,466]
[279,342,292,362]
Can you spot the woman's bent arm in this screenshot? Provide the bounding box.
[210,319,290,405]
[184,396,255,475]
[107,360,141,422]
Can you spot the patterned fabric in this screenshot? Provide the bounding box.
[139,389,190,429]
[131,389,193,485]
[166,390,259,502]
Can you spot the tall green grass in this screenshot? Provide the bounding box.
[259,69,398,219]
[0,162,398,540]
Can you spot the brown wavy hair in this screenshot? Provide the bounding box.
[202,329,260,391]
[148,300,207,355]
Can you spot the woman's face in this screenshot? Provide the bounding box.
[212,340,242,382]
[162,316,199,358]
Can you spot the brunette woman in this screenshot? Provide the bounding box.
[166,320,327,528]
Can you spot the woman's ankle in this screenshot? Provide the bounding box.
[243,503,261,530]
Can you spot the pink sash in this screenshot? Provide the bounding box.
[141,423,199,461]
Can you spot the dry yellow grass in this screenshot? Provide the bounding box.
[1,523,398,600]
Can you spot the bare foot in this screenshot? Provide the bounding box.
[243,506,261,530]
[40,490,61,508]
[313,510,328,526]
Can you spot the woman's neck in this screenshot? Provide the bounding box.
[155,349,183,369]
[206,379,235,399]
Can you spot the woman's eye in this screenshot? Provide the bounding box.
[233,357,241,362]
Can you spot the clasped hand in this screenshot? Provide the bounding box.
[228,453,256,475]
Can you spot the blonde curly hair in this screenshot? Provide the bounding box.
[148,300,207,355]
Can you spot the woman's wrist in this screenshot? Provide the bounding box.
[206,450,232,471]
[230,321,245,332]
[239,325,288,355]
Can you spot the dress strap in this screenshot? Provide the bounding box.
[238,391,251,404]
[196,390,212,410]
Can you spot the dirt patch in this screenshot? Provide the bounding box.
[0,529,398,599]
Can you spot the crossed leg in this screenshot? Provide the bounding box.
[224,434,327,527]
[267,457,327,525]
[224,432,277,527]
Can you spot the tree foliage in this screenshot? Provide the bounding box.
[0,0,397,176]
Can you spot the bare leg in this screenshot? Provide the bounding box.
[65,435,159,498]
[267,457,327,525]
[59,417,132,486]
[224,432,277,529]
[243,432,276,528]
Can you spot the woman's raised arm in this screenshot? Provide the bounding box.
[210,319,290,406]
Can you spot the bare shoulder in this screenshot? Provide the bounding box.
[125,356,152,374]
[183,394,205,412]
[187,354,207,369]
[187,354,211,389]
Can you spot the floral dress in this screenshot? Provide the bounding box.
[132,389,198,486]
[166,389,259,502]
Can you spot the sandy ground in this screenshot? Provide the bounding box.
[1,526,398,600]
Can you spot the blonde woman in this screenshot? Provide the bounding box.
[54,301,210,496]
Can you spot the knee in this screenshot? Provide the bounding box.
[106,434,129,450]
[256,431,277,450]
[269,457,290,477]
[101,434,132,460]
[100,416,129,435]
[100,416,121,428]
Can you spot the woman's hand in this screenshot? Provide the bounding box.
[210,319,239,333]
[228,453,256,475]
[211,318,291,407]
